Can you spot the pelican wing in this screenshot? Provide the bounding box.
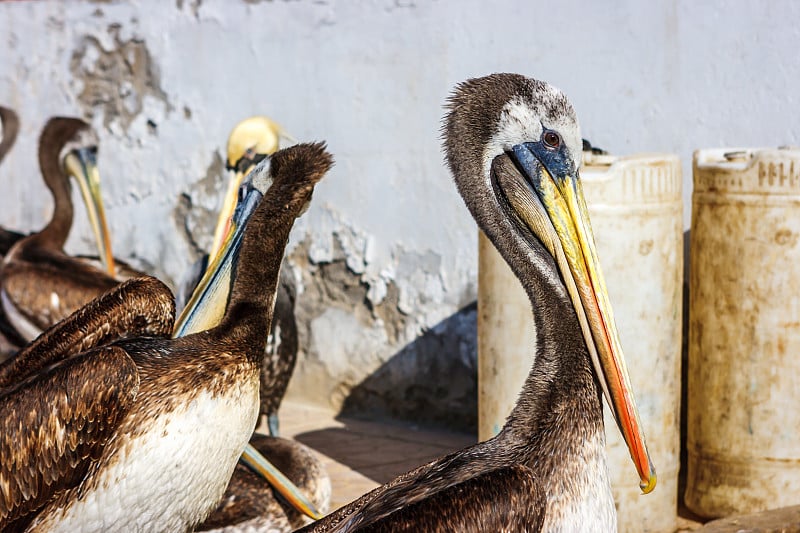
[0,276,175,388]
[322,466,544,533]
[0,345,139,527]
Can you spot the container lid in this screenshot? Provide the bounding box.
[693,146,800,195]
[579,145,682,205]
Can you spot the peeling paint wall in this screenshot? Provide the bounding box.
[0,0,798,431]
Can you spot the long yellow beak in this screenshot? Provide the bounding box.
[208,168,246,264]
[505,145,656,494]
[172,188,247,336]
[63,148,115,276]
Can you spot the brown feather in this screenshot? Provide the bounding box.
[259,271,298,422]
[0,276,175,389]
[361,466,545,533]
[3,143,333,531]
[0,345,138,526]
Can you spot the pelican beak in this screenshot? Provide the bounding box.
[208,167,246,263]
[173,173,263,337]
[498,144,656,494]
[240,445,323,520]
[63,147,116,276]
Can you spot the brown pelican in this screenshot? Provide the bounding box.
[0,106,25,255]
[177,115,299,437]
[297,74,655,532]
[174,121,324,521]
[0,143,333,531]
[197,433,331,532]
[0,106,27,353]
[0,117,123,343]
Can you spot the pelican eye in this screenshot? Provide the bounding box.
[542,130,561,150]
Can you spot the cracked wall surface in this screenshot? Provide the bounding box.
[70,25,172,133]
[1,0,798,431]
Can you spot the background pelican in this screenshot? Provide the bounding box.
[0,106,24,255]
[177,115,299,437]
[197,434,331,532]
[0,143,332,532]
[0,117,122,345]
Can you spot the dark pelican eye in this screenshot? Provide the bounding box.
[542,130,561,149]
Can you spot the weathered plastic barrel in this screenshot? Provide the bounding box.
[686,147,800,517]
[478,231,536,440]
[477,151,683,533]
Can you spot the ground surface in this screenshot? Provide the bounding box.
[272,400,474,511]
[269,400,706,531]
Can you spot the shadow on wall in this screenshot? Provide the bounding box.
[340,302,478,433]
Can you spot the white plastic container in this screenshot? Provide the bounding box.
[686,147,800,517]
[478,151,683,532]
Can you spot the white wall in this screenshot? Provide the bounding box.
[1,0,797,425]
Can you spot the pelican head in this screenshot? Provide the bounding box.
[42,117,115,275]
[444,73,655,493]
[208,116,295,262]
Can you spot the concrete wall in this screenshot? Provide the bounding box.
[1,0,798,431]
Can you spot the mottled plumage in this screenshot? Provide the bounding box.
[177,249,298,434]
[0,276,175,530]
[298,74,653,532]
[260,271,298,430]
[0,143,332,532]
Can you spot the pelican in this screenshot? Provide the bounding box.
[0,142,333,531]
[0,106,25,255]
[174,120,326,522]
[0,106,27,354]
[0,106,18,164]
[197,433,331,532]
[0,117,129,343]
[177,115,299,437]
[297,74,655,532]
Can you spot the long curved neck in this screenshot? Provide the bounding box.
[500,252,602,452]
[0,109,19,164]
[465,180,604,475]
[213,181,308,356]
[478,205,609,524]
[36,137,73,249]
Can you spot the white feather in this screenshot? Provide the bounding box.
[31,381,260,532]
